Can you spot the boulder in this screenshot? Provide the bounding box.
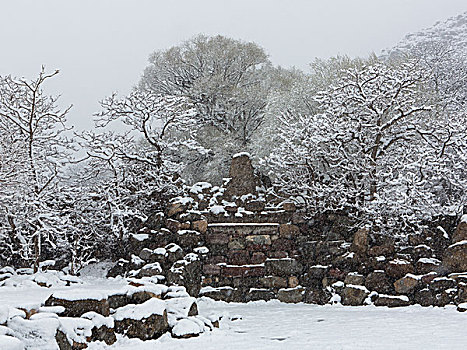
[457,303,467,312]
[246,288,275,302]
[224,153,259,199]
[394,274,421,294]
[304,288,332,305]
[386,259,414,279]
[365,271,393,294]
[171,317,204,338]
[279,224,300,239]
[415,257,441,275]
[265,258,303,277]
[277,287,305,303]
[342,285,370,306]
[260,276,288,289]
[45,291,109,317]
[414,288,435,307]
[81,312,116,345]
[452,215,467,243]
[351,228,369,256]
[113,298,168,340]
[344,273,365,286]
[443,240,467,272]
[374,295,410,307]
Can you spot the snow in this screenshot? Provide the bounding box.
[87,299,467,350]
[461,214,467,224]
[417,257,441,264]
[209,205,226,215]
[131,233,149,242]
[82,311,114,328]
[448,240,467,248]
[172,318,203,337]
[0,335,24,350]
[232,152,251,159]
[208,222,279,227]
[51,290,106,301]
[378,294,410,302]
[113,298,166,321]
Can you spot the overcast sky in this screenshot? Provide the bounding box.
[1,0,466,130]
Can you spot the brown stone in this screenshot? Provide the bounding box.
[288,276,299,288]
[228,238,245,250]
[227,250,250,265]
[278,287,304,303]
[166,219,181,233]
[443,241,467,272]
[224,154,259,199]
[279,224,300,239]
[265,259,303,277]
[386,259,415,279]
[344,273,365,286]
[282,202,296,212]
[368,245,395,257]
[260,276,288,289]
[351,228,369,255]
[365,271,394,294]
[415,258,441,275]
[168,203,185,217]
[374,295,410,307]
[342,285,370,306]
[453,217,467,243]
[192,220,208,234]
[394,274,420,294]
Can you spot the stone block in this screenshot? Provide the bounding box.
[265,258,303,277]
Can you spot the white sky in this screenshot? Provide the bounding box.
[1,0,466,130]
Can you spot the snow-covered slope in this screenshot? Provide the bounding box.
[383,11,467,56]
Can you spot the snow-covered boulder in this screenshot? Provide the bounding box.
[342,284,370,306]
[171,317,204,338]
[113,298,168,340]
[443,240,467,272]
[45,290,109,317]
[374,294,410,307]
[82,311,116,345]
[55,317,93,350]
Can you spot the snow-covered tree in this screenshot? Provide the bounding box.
[270,59,466,234]
[0,68,73,270]
[77,91,202,244]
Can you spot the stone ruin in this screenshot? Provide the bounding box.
[115,152,467,309]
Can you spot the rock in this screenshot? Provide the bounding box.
[245,235,271,246]
[304,288,332,305]
[342,285,370,306]
[192,220,208,234]
[260,276,288,289]
[113,298,168,340]
[166,219,181,233]
[374,295,410,307]
[246,288,275,302]
[167,203,186,218]
[414,288,436,307]
[56,317,93,350]
[443,240,467,272]
[224,153,259,199]
[457,303,467,312]
[288,276,299,288]
[351,228,369,256]
[386,259,414,279]
[138,262,163,278]
[429,277,457,293]
[281,202,296,212]
[171,317,204,338]
[415,257,441,275]
[265,258,303,277]
[199,286,237,302]
[45,291,110,317]
[452,216,467,243]
[279,224,300,239]
[251,252,266,264]
[394,274,421,294]
[81,312,116,345]
[344,273,365,286]
[365,271,393,294]
[278,287,305,303]
[107,259,129,278]
[244,200,266,212]
[368,245,395,257]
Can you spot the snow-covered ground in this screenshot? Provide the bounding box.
[99,299,467,350]
[1,275,466,350]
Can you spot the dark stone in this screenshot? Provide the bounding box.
[265,259,303,277]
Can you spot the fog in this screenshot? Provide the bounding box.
[0,0,466,130]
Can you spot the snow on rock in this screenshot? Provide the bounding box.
[0,335,24,350]
[209,205,226,215]
[190,182,212,194]
[0,305,8,324]
[8,316,59,349]
[113,298,166,321]
[82,311,114,328]
[49,290,106,301]
[171,317,204,338]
